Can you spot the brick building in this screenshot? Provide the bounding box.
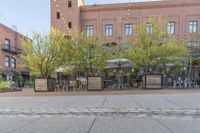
[50,0,200,81]
[0,23,29,81]
[51,0,200,45]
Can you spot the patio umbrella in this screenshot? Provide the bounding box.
[55,67,65,73]
[54,65,73,73]
[106,58,132,69]
[105,63,132,69]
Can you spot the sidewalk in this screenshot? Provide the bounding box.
[0,92,200,132]
[1,88,200,97]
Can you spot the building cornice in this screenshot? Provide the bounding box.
[0,23,25,38]
[80,0,200,12]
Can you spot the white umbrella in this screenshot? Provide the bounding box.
[55,67,65,73]
[55,66,72,73]
[105,63,132,69]
[107,59,130,63]
[106,58,132,69]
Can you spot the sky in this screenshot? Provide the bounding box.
[0,0,160,37]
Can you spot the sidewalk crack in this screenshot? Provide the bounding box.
[87,118,96,133]
[156,119,175,133]
[131,96,144,109]
[100,96,107,109]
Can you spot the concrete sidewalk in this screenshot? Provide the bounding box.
[1,88,200,97]
[0,92,200,132]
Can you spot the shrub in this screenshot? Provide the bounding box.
[16,76,23,82]
[0,81,12,90]
[24,81,34,87]
[0,76,4,82]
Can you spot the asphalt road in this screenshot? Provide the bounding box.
[0,93,200,133]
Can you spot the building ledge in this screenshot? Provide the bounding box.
[1,44,22,55]
[81,0,200,12]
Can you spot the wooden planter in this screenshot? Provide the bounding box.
[143,74,163,89]
[87,77,103,91]
[34,78,55,92]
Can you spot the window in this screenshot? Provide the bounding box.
[146,23,154,34]
[187,41,198,47]
[68,22,72,29]
[10,57,16,68]
[68,0,72,8]
[86,25,94,36]
[189,21,198,33]
[4,56,16,68]
[56,12,60,19]
[105,24,113,36]
[187,41,199,51]
[125,24,133,36]
[5,56,9,67]
[167,21,175,34]
[5,39,10,50]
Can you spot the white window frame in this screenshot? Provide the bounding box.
[5,38,10,50]
[10,57,16,69]
[189,21,198,33]
[167,21,175,34]
[105,24,113,36]
[125,24,133,36]
[86,25,94,36]
[5,56,10,67]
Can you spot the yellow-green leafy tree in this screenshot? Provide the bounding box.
[68,32,116,76]
[123,17,189,74]
[21,29,70,78]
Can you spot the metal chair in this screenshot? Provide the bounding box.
[62,80,68,91]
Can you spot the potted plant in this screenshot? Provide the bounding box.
[87,74,103,91]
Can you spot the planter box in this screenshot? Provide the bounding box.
[143,74,163,89]
[34,78,55,92]
[87,77,103,91]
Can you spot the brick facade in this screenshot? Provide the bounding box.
[0,23,29,80]
[51,0,200,43]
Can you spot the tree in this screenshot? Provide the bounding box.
[21,29,70,78]
[68,32,116,76]
[123,17,189,74]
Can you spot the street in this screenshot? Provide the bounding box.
[0,92,200,133]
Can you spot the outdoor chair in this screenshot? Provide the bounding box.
[173,80,182,89]
[112,80,118,90]
[194,83,199,88]
[68,80,77,91]
[55,80,64,91]
[78,80,87,90]
[55,84,59,91]
[62,81,68,91]
[55,82,62,91]
[124,82,130,89]
[184,80,188,89]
